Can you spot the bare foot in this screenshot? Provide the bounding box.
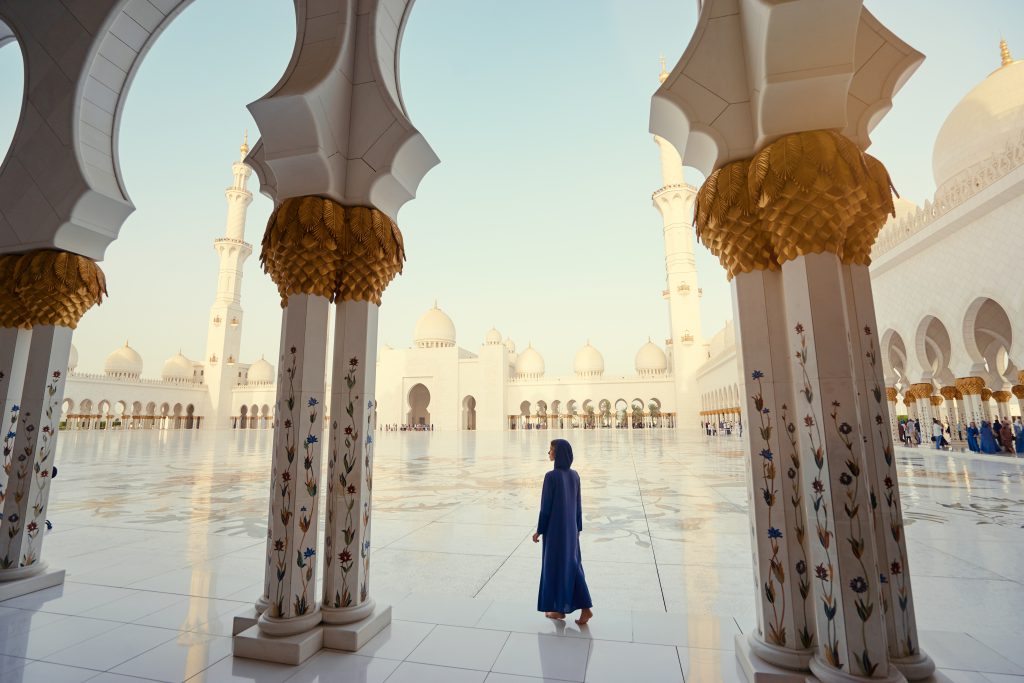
[545,611,566,620]
[575,608,593,625]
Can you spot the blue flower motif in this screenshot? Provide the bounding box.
[10,404,18,412]
[367,400,373,409]
[362,540,371,552]
[307,397,318,407]
[767,527,783,539]
[7,513,18,523]
[879,573,888,584]
[751,370,764,380]
[303,547,316,558]
[305,434,318,445]
[761,408,770,414]
[5,431,14,440]
[365,435,373,445]
[759,449,773,461]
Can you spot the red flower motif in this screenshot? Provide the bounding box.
[795,323,805,334]
[282,472,291,482]
[346,484,356,494]
[339,549,352,563]
[273,539,285,551]
[804,415,815,427]
[344,426,353,435]
[884,476,893,489]
[52,371,61,379]
[284,419,292,428]
[39,469,49,478]
[890,561,902,575]
[812,478,824,493]
[349,357,358,367]
[27,522,37,532]
[815,564,829,580]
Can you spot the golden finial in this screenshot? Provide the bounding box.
[1000,38,1014,67]
[239,129,249,159]
[658,54,669,85]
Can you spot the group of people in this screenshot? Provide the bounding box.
[898,416,1024,455]
[702,419,742,437]
[381,423,434,432]
[965,417,1024,454]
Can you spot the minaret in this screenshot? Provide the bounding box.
[205,133,254,426]
[652,58,703,430]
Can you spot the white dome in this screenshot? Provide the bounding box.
[933,58,1024,194]
[414,304,456,348]
[161,352,193,382]
[515,345,545,378]
[484,328,502,345]
[573,342,604,377]
[636,340,668,376]
[248,356,275,384]
[68,344,78,372]
[104,342,143,378]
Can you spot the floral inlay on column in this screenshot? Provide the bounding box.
[779,401,812,649]
[0,403,19,506]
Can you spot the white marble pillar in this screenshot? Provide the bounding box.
[258,294,330,636]
[884,388,899,444]
[980,391,993,422]
[780,253,893,682]
[910,385,934,443]
[956,379,985,429]
[322,301,389,642]
[842,263,933,678]
[1013,386,1024,421]
[0,329,31,509]
[0,326,73,595]
[993,393,1011,423]
[733,269,815,669]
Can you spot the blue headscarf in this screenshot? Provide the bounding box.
[551,439,574,470]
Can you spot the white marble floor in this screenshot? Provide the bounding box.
[0,429,1021,682]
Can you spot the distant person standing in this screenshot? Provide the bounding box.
[533,439,593,625]
[932,419,943,450]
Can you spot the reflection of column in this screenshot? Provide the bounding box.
[733,269,814,669]
[884,388,899,443]
[955,378,984,427]
[0,250,106,597]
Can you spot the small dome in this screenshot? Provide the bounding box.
[933,53,1024,195]
[248,356,275,385]
[484,328,502,345]
[515,344,545,378]
[161,352,194,382]
[68,344,78,373]
[413,303,456,348]
[504,337,516,354]
[636,339,668,376]
[104,342,143,379]
[573,342,604,377]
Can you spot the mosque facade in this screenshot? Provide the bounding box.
[61,45,1024,435]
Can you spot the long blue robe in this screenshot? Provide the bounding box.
[537,440,592,614]
[1015,424,1024,454]
[980,422,999,454]
[967,425,979,451]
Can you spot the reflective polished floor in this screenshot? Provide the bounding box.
[0,429,1022,682]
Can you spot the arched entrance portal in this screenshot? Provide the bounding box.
[462,395,476,430]
[407,383,431,427]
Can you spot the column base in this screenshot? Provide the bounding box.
[890,651,935,681]
[746,632,814,671]
[233,623,323,666]
[809,654,907,683]
[323,604,391,651]
[255,594,270,614]
[232,607,261,636]
[258,607,322,636]
[735,634,813,682]
[0,565,65,601]
[321,598,376,625]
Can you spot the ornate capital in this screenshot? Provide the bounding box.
[904,394,916,404]
[695,130,895,278]
[939,386,958,400]
[929,395,943,406]
[1012,385,1024,399]
[1019,370,1024,386]
[992,390,1012,403]
[0,249,106,328]
[261,197,404,306]
[885,387,898,401]
[910,383,935,400]
[955,376,985,396]
[981,388,993,401]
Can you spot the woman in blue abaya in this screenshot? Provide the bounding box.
[979,420,999,454]
[533,439,593,624]
[966,421,979,452]
[1014,418,1024,455]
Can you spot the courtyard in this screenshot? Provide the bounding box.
[0,430,1020,682]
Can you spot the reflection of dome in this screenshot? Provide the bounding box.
[161,352,193,382]
[573,342,604,377]
[636,339,668,376]
[104,342,143,379]
[515,345,545,378]
[413,303,456,348]
[484,328,502,345]
[68,344,78,373]
[933,50,1024,194]
[248,356,275,384]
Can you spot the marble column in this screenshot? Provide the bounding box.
[909,384,934,439]
[733,269,815,669]
[1013,385,1024,421]
[781,253,894,681]
[980,389,993,421]
[992,392,1011,422]
[842,264,932,677]
[884,388,899,444]
[939,387,960,440]
[257,294,330,636]
[955,378,985,427]
[0,329,31,509]
[321,301,391,648]
[0,326,73,594]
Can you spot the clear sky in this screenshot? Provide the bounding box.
[0,1,1021,377]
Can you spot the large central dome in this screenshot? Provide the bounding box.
[933,50,1024,195]
[413,303,456,348]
